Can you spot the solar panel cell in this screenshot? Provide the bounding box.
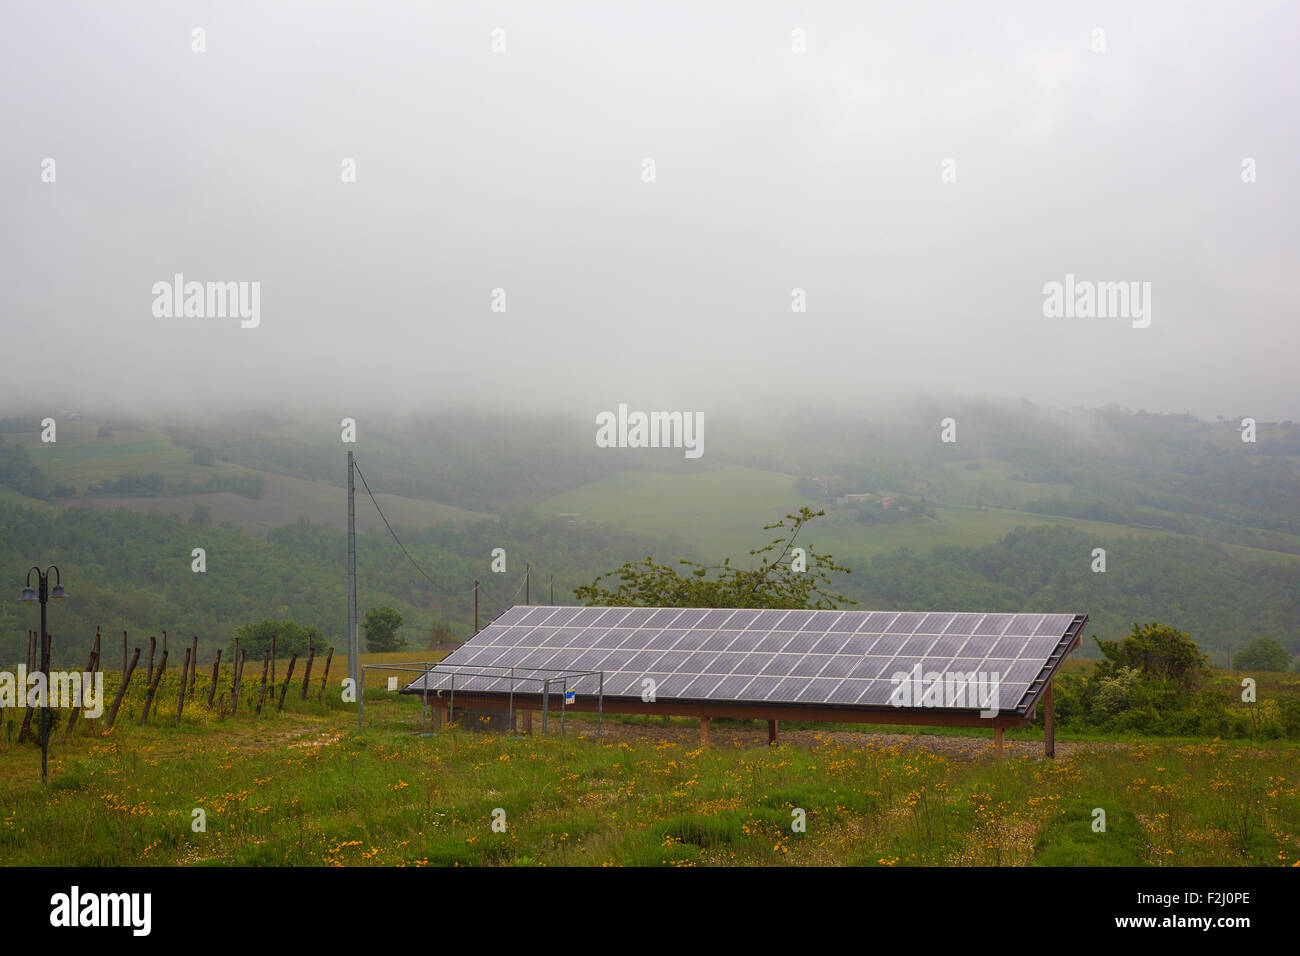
[803,611,844,631]
[1035,614,1076,636]
[725,609,761,629]
[797,678,841,703]
[810,635,848,655]
[991,636,1028,658]
[682,674,722,698]
[725,632,764,653]
[887,612,926,633]
[1002,615,1043,636]
[848,657,891,679]
[754,632,791,652]
[789,656,830,678]
[781,634,818,654]
[917,612,955,634]
[645,608,683,627]
[771,676,812,701]
[701,631,741,652]
[749,655,785,676]
[818,656,858,679]
[899,635,938,656]
[828,680,869,704]
[975,614,1012,635]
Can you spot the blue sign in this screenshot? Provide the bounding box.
[565,689,576,704]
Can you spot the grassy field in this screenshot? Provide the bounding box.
[535,466,1300,568]
[7,420,490,533]
[12,422,253,488]
[1,655,1296,867]
[59,471,489,535]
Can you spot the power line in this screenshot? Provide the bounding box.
[352,459,441,588]
[352,458,530,620]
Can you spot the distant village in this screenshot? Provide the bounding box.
[796,476,934,522]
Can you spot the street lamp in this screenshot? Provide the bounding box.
[20,565,67,785]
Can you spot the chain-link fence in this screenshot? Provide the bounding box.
[359,662,605,737]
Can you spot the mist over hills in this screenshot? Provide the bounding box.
[1,397,1296,670]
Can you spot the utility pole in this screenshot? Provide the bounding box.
[473,580,479,635]
[525,563,530,605]
[347,450,358,693]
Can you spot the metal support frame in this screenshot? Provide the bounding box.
[421,661,429,733]
[541,679,549,735]
[1044,678,1055,758]
[358,662,606,737]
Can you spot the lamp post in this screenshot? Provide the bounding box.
[20,565,67,786]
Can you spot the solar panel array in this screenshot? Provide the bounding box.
[404,605,1085,717]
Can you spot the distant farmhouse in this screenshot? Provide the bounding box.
[834,492,875,506]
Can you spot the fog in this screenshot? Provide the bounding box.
[3,0,1298,425]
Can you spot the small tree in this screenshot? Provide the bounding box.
[1093,622,1208,689]
[363,606,406,652]
[574,507,853,609]
[1233,637,1292,673]
[428,621,454,649]
[230,619,323,659]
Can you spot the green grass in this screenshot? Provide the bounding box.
[535,466,1300,568]
[1,676,1296,866]
[6,420,491,533]
[13,424,252,488]
[536,466,813,559]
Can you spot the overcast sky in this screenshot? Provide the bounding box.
[3,1,1297,424]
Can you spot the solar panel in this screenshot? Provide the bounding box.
[404,606,1087,717]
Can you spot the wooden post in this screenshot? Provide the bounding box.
[521,709,531,734]
[256,649,270,715]
[271,634,277,684]
[19,631,55,742]
[174,632,186,697]
[277,654,298,713]
[206,649,222,708]
[232,638,240,698]
[767,719,779,746]
[146,636,156,686]
[440,703,451,729]
[319,647,334,698]
[1044,679,1055,759]
[994,725,1004,754]
[700,716,711,745]
[104,648,140,733]
[174,646,192,724]
[162,629,168,659]
[66,632,101,738]
[139,648,168,724]
[299,644,316,700]
[188,635,198,694]
[231,651,246,716]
